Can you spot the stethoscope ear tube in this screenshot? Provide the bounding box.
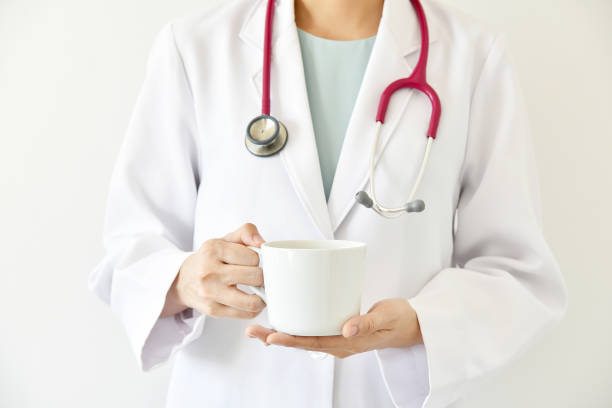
[353,0,439,218]
[357,122,432,218]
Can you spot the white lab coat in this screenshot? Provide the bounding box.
[89,0,567,406]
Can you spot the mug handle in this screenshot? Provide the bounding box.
[246,246,267,303]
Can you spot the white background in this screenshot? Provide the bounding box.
[1,0,610,406]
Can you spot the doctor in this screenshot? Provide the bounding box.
[90,0,567,406]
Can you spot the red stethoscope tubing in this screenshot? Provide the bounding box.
[261,0,275,116]
[260,0,441,140]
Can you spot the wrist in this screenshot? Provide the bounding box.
[405,299,423,347]
[160,272,189,318]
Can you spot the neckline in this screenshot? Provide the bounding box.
[296,27,376,44]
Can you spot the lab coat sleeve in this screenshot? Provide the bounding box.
[88,22,206,371]
[375,34,568,407]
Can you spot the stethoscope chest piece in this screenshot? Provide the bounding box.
[245,114,288,157]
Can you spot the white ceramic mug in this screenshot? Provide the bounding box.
[246,240,366,336]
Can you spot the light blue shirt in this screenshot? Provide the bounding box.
[297,28,376,201]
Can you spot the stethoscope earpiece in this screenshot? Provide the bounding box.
[355,191,374,208]
[356,191,425,215]
[405,200,425,213]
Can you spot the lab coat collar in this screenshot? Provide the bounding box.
[239,0,441,236]
[239,0,440,56]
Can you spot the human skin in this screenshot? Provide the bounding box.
[161,223,267,319]
[246,298,423,359]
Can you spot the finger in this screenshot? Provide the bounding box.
[219,264,264,287]
[245,325,276,345]
[263,334,357,358]
[215,285,266,312]
[342,310,386,338]
[197,301,259,319]
[213,240,259,266]
[266,333,348,350]
[223,223,265,247]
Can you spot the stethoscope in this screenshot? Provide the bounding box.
[245,0,441,218]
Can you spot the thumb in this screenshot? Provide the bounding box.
[223,223,265,247]
[342,310,384,338]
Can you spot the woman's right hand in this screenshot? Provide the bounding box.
[161,223,266,319]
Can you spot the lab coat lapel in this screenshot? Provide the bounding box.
[326,0,440,231]
[240,0,334,239]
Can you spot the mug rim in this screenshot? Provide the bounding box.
[261,239,366,251]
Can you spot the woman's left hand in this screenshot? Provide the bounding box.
[245,298,423,358]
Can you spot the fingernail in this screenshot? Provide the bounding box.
[247,333,256,338]
[347,325,358,337]
[253,233,264,244]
